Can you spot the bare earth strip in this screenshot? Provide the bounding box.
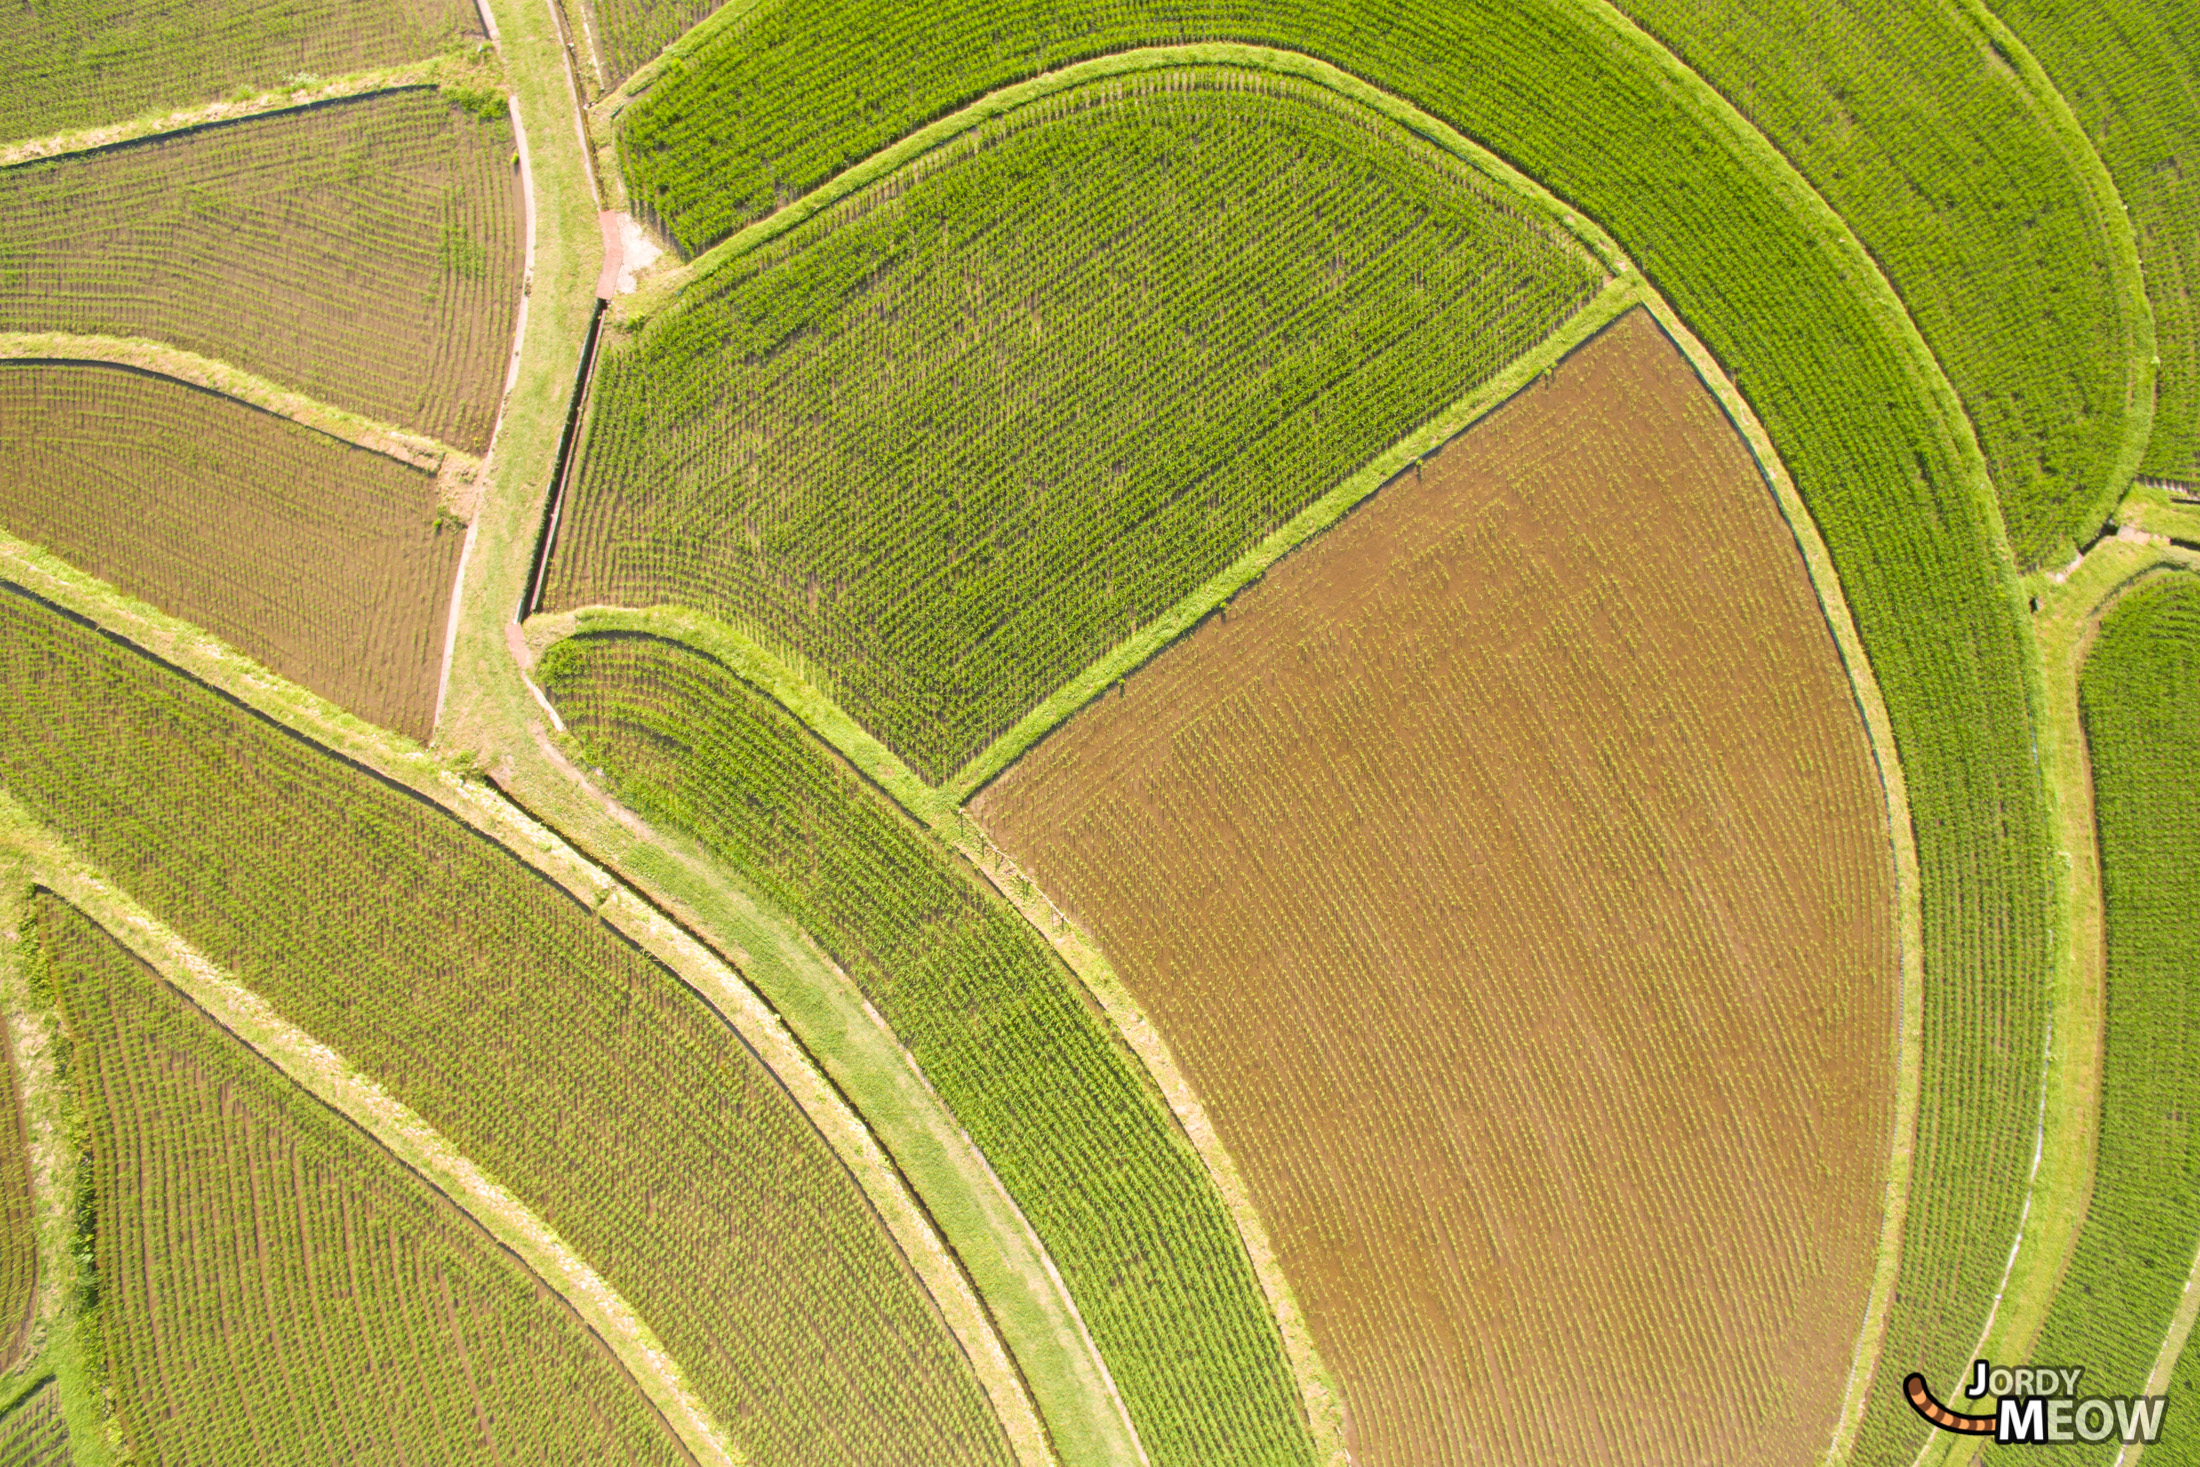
[0,802,730,1467]
[0,332,484,517]
[0,525,1053,1467]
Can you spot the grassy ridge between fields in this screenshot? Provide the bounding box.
[554,63,1604,780]
[1977,572,2200,1466]
[612,12,2054,1464]
[0,582,1020,1467]
[1607,0,2151,568]
[537,631,1315,1467]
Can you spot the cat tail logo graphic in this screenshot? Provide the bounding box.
[1905,1363,2168,1446]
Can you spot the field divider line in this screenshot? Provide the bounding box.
[2118,1238,2200,1466]
[0,879,76,1390]
[0,333,482,512]
[0,529,1058,1467]
[941,273,1640,805]
[620,41,1628,316]
[0,63,457,169]
[0,801,737,1467]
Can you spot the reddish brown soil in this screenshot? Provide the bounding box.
[972,308,1898,1467]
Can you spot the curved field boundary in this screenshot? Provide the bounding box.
[0,528,1055,1467]
[1934,546,2200,1467]
[0,805,728,1467]
[528,287,1930,1467]
[0,333,485,518]
[1955,0,2156,550]
[0,63,454,169]
[622,42,1627,318]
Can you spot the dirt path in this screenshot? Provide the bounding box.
[0,799,734,1467]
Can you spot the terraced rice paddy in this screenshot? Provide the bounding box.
[0,1382,66,1465]
[536,630,1313,1467]
[0,0,479,144]
[1610,0,2137,563]
[33,891,689,1466]
[1987,0,2200,483]
[1986,573,2200,1463]
[971,309,1899,1466]
[609,28,2055,1453]
[0,87,523,451]
[0,587,1012,1467]
[588,0,726,87]
[554,69,1601,779]
[0,362,461,741]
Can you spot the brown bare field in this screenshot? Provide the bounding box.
[0,362,460,740]
[972,308,1898,1466]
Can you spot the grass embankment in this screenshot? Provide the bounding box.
[550,66,1602,779]
[0,584,1017,1467]
[1985,0,2200,482]
[0,87,522,452]
[1967,573,2200,1464]
[608,12,2056,1463]
[0,0,481,144]
[537,631,1314,1467]
[32,890,693,1466]
[1608,0,2149,567]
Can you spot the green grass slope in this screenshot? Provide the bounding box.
[0,586,1015,1467]
[1982,0,2200,483]
[607,8,2054,1461]
[33,891,689,1466]
[0,88,522,452]
[537,630,1313,1467]
[559,69,1601,780]
[0,0,479,144]
[1981,574,2200,1463]
[1608,0,2141,566]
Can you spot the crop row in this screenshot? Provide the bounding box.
[536,630,1314,1467]
[33,890,688,1466]
[0,976,30,1379]
[0,0,480,145]
[1994,574,2200,1462]
[613,9,2057,1460]
[586,0,726,88]
[557,70,1600,779]
[1983,0,2200,483]
[0,588,1014,1467]
[0,1381,65,1465]
[0,361,460,742]
[0,87,523,453]
[1609,0,2139,564]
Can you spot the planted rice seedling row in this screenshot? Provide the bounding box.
[0,588,1014,1467]
[553,69,1600,779]
[1985,574,2200,1463]
[30,891,689,1466]
[0,362,461,742]
[0,0,480,144]
[0,87,523,453]
[535,630,1315,1467]
[607,15,2056,1459]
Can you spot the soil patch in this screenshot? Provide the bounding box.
[972,307,1898,1466]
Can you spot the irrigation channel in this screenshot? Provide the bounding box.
[521,294,608,619]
